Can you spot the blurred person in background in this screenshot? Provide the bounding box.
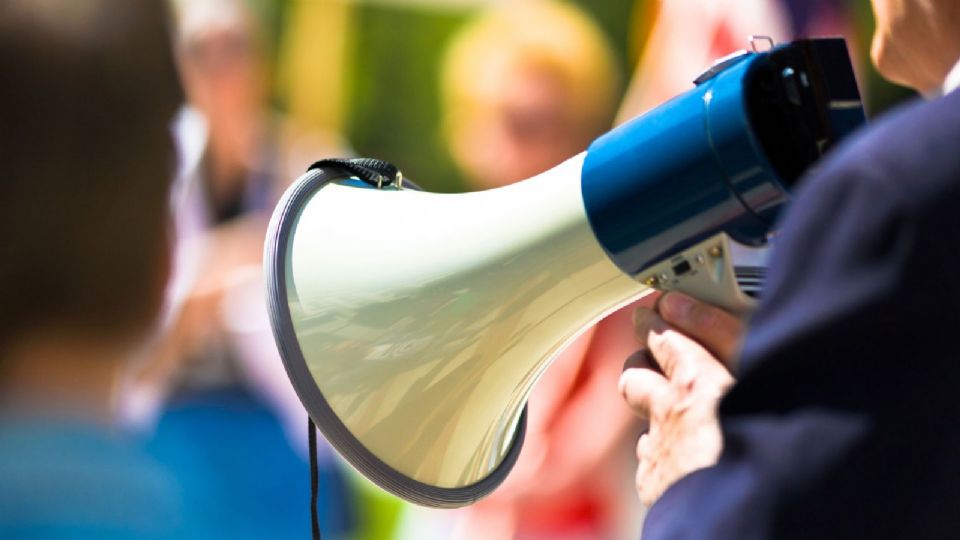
[146,0,348,399]
[413,2,646,538]
[121,0,355,537]
[443,0,619,190]
[0,0,187,537]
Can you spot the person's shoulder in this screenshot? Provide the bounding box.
[746,91,960,370]
[795,91,960,215]
[0,420,182,538]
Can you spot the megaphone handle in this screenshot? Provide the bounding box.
[308,158,405,190]
[636,233,758,315]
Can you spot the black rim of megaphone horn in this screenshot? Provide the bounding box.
[264,163,528,508]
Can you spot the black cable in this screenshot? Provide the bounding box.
[309,417,322,540]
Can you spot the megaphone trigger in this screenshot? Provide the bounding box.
[636,232,763,315]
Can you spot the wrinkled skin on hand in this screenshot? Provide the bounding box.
[618,292,743,506]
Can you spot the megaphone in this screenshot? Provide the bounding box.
[265,38,864,507]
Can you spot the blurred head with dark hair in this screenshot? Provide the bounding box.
[0,0,182,412]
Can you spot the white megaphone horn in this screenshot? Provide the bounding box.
[264,38,865,507]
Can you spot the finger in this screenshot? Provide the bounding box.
[657,292,744,368]
[636,432,651,462]
[632,307,665,350]
[619,367,670,419]
[622,349,661,373]
[635,437,658,506]
[647,325,728,384]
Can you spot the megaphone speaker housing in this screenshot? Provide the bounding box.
[266,156,647,506]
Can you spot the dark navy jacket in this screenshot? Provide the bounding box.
[644,89,960,539]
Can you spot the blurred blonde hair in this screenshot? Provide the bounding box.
[441,0,620,142]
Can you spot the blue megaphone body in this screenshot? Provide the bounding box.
[582,37,864,306]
